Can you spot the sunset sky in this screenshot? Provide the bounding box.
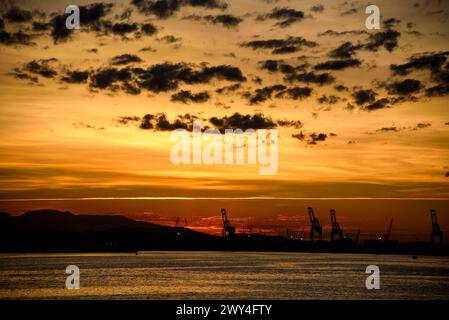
[0,0,448,239]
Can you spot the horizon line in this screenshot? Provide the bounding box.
[0,197,448,201]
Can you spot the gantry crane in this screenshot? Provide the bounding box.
[330,209,343,241]
[308,207,322,241]
[384,219,393,243]
[431,209,443,243]
[354,228,360,244]
[221,208,235,237]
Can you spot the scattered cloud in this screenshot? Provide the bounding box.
[314,58,361,70]
[171,90,210,103]
[292,132,332,145]
[111,54,143,65]
[258,7,305,28]
[387,79,422,95]
[241,36,317,54]
[130,0,228,19]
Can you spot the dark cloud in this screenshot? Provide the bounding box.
[292,132,329,144]
[209,113,277,131]
[374,122,431,133]
[111,54,142,65]
[376,127,398,132]
[277,119,303,129]
[111,22,139,35]
[384,18,401,28]
[131,0,227,19]
[60,70,89,83]
[259,7,305,28]
[157,34,181,43]
[364,29,401,52]
[387,79,422,95]
[318,30,368,37]
[171,90,210,103]
[89,67,133,91]
[141,22,158,35]
[10,59,238,95]
[9,69,38,83]
[87,62,245,94]
[390,52,449,76]
[414,122,431,130]
[341,8,358,16]
[406,30,422,37]
[275,87,312,100]
[317,95,340,104]
[246,85,286,104]
[115,115,141,125]
[138,63,232,92]
[50,3,114,43]
[259,60,282,73]
[215,83,241,94]
[0,31,34,46]
[123,112,303,133]
[245,85,311,104]
[50,14,71,44]
[310,5,324,13]
[334,84,348,92]
[425,84,449,97]
[116,8,133,20]
[4,7,33,23]
[329,42,363,59]
[24,58,58,78]
[139,113,196,131]
[241,36,317,55]
[285,71,335,85]
[204,14,242,28]
[259,60,297,74]
[327,30,400,57]
[365,98,391,111]
[72,122,105,131]
[314,58,361,70]
[131,0,181,18]
[32,21,52,32]
[352,89,377,106]
[140,46,156,52]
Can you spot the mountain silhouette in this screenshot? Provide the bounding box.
[2,209,159,233]
[0,209,217,252]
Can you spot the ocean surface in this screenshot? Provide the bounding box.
[0,251,448,299]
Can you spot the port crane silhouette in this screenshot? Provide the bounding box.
[308,207,322,241]
[384,218,393,243]
[221,208,235,237]
[431,209,443,243]
[330,209,343,241]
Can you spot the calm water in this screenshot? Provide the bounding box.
[0,251,448,299]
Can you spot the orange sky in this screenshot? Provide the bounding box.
[0,0,448,238]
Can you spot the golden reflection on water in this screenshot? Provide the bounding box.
[0,252,448,299]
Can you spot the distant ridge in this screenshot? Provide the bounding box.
[0,209,217,252]
[2,209,160,233]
